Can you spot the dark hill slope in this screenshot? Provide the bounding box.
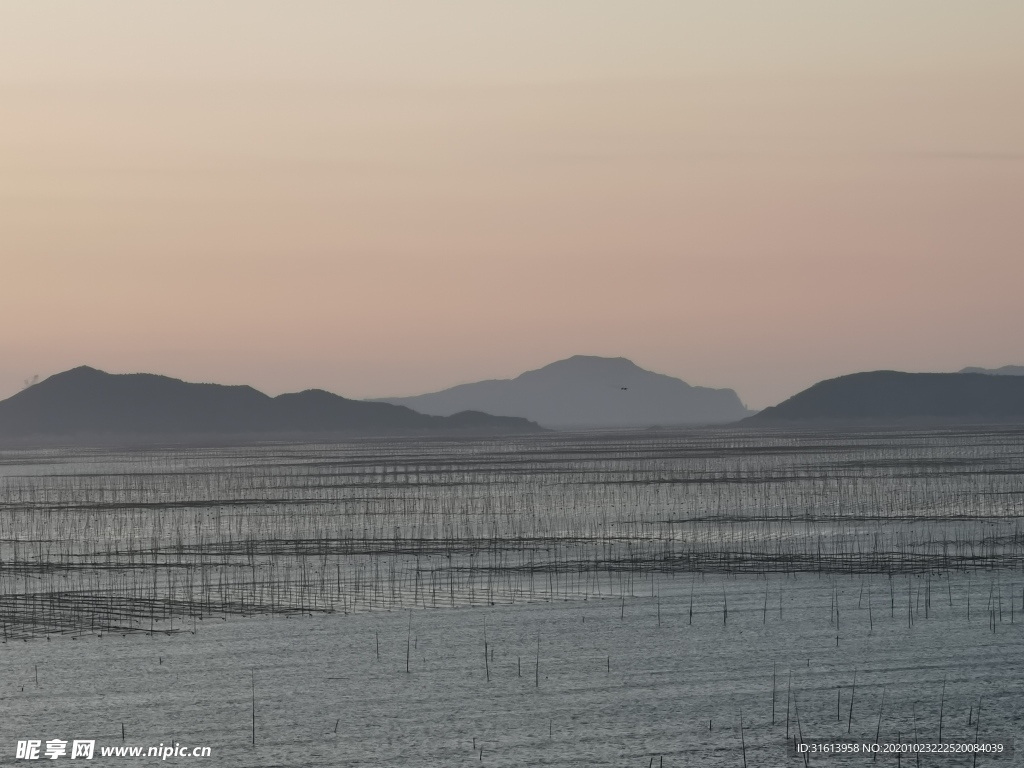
[960,365,1024,376]
[745,371,1024,426]
[0,367,542,442]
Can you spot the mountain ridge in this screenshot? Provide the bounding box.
[745,370,1024,426]
[0,366,543,444]
[376,355,752,428]
[960,365,1024,376]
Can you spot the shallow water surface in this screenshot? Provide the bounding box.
[3,573,1021,766]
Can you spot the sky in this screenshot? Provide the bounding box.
[2,2,1022,409]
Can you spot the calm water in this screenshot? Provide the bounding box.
[3,572,1021,766]
[2,431,1023,765]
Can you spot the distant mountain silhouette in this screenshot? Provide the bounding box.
[0,367,542,443]
[745,371,1024,426]
[376,356,751,428]
[960,365,1024,376]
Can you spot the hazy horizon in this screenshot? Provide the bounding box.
[8,357,1024,415]
[3,2,1022,410]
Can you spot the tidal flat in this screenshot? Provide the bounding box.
[2,428,1022,765]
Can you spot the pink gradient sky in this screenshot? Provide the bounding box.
[2,2,1022,409]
